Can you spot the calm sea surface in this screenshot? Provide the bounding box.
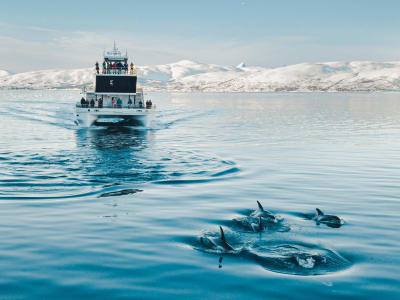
[0,90,399,299]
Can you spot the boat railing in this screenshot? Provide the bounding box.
[97,69,137,75]
[76,103,152,109]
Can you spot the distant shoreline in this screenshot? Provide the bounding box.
[1,88,399,93]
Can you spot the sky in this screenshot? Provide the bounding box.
[1,0,400,72]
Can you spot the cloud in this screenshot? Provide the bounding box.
[1,21,400,73]
[0,28,187,71]
[25,26,61,33]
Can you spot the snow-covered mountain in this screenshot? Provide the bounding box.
[0,70,10,78]
[2,60,400,92]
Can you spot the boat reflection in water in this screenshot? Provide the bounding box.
[74,127,158,186]
[76,126,151,150]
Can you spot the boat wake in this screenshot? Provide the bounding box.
[0,126,241,202]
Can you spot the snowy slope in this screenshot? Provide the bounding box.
[0,70,9,78]
[2,60,400,91]
[0,68,93,89]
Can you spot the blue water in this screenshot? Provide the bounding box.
[0,90,399,299]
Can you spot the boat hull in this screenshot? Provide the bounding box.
[75,107,154,127]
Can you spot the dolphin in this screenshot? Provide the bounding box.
[200,226,234,251]
[315,208,342,227]
[251,201,276,222]
[200,236,218,249]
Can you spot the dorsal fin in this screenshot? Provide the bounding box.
[219,226,234,251]
[257,201,264,211]
[316,208,324,216]
[219,226,226,242]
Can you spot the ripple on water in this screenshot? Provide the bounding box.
[98,188,143,198]
[0,127,241,201]
[247,240,352,276]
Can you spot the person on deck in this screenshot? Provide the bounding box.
[128,97,132,108]
[102,61,106,74]
[90,99,95,108]
[112,62,117,74]
[117,62,123,73]
[130,62,134,74]
[98,97,103,108]
[112,97,116,108]
[117,98,122,108]
[95,62,99,74]
[80,97,85,107]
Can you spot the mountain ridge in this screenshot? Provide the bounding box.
[2,60,400,92]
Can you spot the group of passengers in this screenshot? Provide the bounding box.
[111,97,123,108]
[95,60,135,74]
[145,100,153,109]
[80,97,152,109]
[80,97,103,108]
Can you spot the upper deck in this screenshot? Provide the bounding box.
[94,43,138,93]
[96,42,137,76]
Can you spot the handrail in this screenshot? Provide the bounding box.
[76,103,152,109]
[96,68,137,75]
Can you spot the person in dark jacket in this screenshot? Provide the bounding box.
[128,97,132,108]
[95,62,99,74]
[98,97,103,108]
[116,62,123,73]
[90,99,95,108]
[80,97,86,107]
[117,98,122,108]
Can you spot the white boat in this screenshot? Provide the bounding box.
[75,43,155,127]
